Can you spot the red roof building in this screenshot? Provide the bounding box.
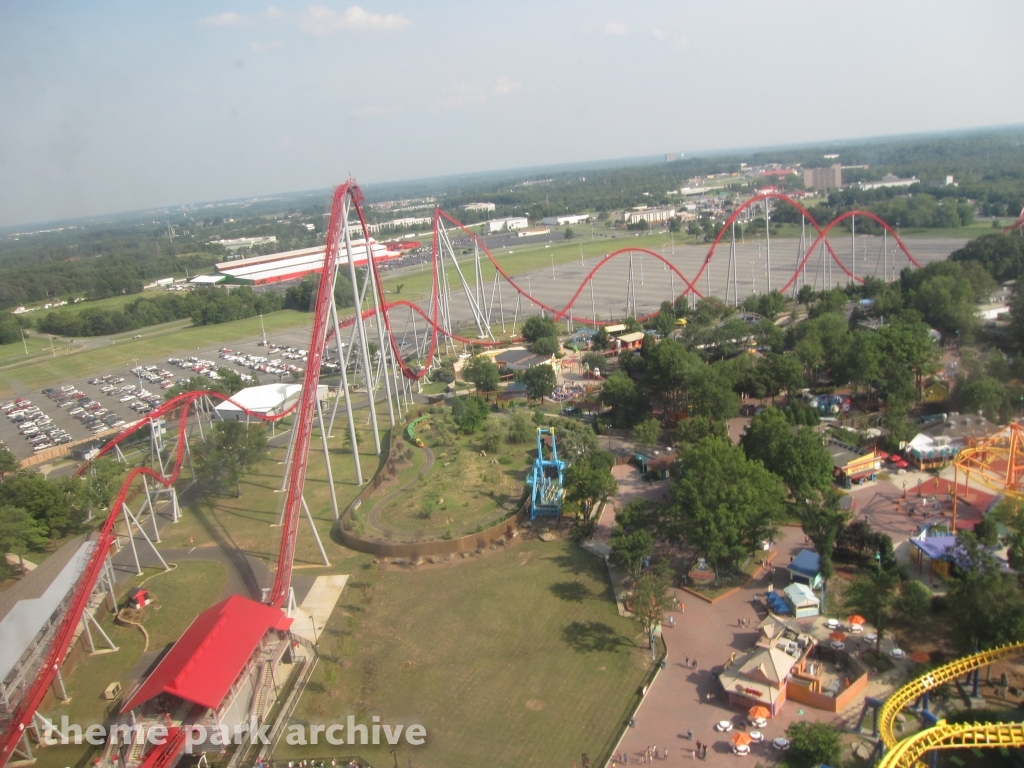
[122,595,292,713]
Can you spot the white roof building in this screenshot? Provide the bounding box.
[214,383,326,421]
[625,207,676,224]
[486,217,529,233]
[859,174,920,190]
[541,214,591,226]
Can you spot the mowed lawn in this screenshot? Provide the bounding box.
[280,539,651,768]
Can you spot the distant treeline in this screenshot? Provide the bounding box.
[0,232,225,310]
[37,286,283,337]
[26,272,359,340]
[428,128,1024,226]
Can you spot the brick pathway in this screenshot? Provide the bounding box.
[611,526,851,767]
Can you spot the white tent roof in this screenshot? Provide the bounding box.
[214,383,328,418]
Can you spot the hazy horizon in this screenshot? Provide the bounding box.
[3,0,1022,228]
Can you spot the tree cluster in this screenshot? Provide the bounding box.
[38,286,283,337]
[193,421,269,497]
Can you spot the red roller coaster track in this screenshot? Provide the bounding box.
[0,185,927,767]
[0,391,296,765]
[359,196,922,382]
[1003,206,1024,233]
[0,180,371,767]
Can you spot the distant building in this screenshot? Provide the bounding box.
[211,236,278,251]
[828,443,881,488]
[803,165,842,191]
[859,173,920,191]
[516,227,551,238]
[541,214,591,226]
[487,217,529,233]
[625,206,676,224]
[463,203,496,212]
[665,152,678,162]
[213,241,401,285]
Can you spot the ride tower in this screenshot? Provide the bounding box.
[528,427,566,521]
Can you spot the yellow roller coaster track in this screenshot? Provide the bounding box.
[876,641,1024,768]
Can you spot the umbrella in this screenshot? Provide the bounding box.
[731,732,752,747]
[910,651,930,663]
[829,631,847,641]
[748,705,771,720]
[847,615,866,625]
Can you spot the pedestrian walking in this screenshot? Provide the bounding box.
[685,656,689,666]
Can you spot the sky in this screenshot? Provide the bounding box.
[1,0,1022,228]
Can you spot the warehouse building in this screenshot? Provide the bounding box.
[209,239,402,286]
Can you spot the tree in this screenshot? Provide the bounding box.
[740,408,833,497]
[581,351,605,375]
[660,438,785,573]
[798,489,849,607]
[615,498,656,534]
[949,233,1024,282]
[553,417,602,462]
[564,228,575,240]
[630,560,674,651]
[591,326,610,351]
[600,370,648,428]
[784,720,842,768]
[650,301,677,338]
[0,448,18,481]
[531,335,561,356]
[521,364,556,401]
[463,354,500,393]
[481,417,505,453]
[951,374,1009,421]
[0,471,87,540]
[893,580,931,623]
[506,410,535,444]
[521,315,558,343]
[194,421,269,497]
[83,457,126,514]
[431,359,456,384]
[946,532,1024,651]
[610,527,653,582]
[0,506,48,575]
[451,394,490,434]
[631,418,661,451]
[563,453,618,530]
[844,568,900,650]
[676,415,727,445]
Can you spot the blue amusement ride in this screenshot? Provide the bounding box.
[527,427,566,520]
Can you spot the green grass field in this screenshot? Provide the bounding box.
[360,419,530,542]
[280,539,651,768]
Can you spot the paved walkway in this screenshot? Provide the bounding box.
[615,526,827,766]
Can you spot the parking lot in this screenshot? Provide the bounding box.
[0,331,316,461]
